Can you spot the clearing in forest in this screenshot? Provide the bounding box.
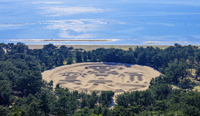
[42,62,161,95]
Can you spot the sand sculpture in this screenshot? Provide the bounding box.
[42,62,161,95]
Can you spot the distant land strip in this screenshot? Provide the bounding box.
[0,23,34,25]
[27,44,171,50]
[11,39,119,42]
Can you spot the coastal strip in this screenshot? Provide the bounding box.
[27,44,171,50]
[12,39,119,42]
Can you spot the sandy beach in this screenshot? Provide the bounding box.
[27,44,170,50]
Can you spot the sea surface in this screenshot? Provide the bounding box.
[0,0,200,45]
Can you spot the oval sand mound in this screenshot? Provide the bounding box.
[42,62,161,94]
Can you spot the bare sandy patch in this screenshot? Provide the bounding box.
[42,62,161,95]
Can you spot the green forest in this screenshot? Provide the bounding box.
[1,42,200,116]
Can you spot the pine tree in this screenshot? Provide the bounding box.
[41,63,46,72]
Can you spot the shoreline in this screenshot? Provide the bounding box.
[27,44,200,51]
[27,44,172,50]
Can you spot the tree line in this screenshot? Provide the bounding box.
[1,42,200,115]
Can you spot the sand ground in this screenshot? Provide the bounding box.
[28,44,170,50]
[42,62,161,97]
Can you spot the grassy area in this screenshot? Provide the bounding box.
[194,86,200,92]
[63,61,67,65]
[188,77,196,82]
[187,68,196,75]
[172,84,180,90]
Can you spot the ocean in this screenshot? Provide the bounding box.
[0,0,200,45]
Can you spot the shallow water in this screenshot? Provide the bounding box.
[0,0,200,45]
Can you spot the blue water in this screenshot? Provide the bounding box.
[0,0,200,45]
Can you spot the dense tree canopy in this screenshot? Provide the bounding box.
[1,42,200,115]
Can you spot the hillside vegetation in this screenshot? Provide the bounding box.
[1,43,200,115]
